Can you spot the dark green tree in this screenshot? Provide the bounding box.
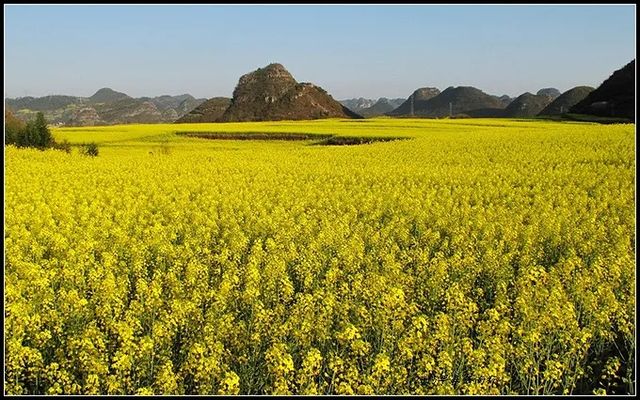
[24,119,39,147]
[25,112,54,149]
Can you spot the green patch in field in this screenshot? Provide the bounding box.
[177,131,410,146]
[176,131,332,141]
[314,136,410,146]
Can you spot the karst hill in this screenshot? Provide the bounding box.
[216,63,362,122]
[538,86,595,116]
[570,59,635,121]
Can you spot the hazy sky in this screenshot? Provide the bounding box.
[4,4,636,100]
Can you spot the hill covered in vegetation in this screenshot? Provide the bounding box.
[538,86,595,116]
[218,63,362,122]
[388,86,507,118]
[502,92,554,117]
[175,97,232,123]
[570,59,635,121]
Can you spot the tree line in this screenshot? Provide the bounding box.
[5,110,97,155]
[5,110,59,149]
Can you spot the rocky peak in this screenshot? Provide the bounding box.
[233,63,298,105]
[219,63,361,122]
[411,87,441,101]
[237,63,296,87]
[537,88,561,99]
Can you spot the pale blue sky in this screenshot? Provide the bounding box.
[4,5,636,100]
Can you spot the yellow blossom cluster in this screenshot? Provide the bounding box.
[4,118,635,394]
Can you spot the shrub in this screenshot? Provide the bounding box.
[81,142,99,157]
[53,139,73,154]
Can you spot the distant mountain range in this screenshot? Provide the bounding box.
[339,98,377,112]
[5,59,633,125]
[339,98,405,116]
[359,98,407,117]
[5,88,207,126]
[380,85,597,119]
[388,86,512,117]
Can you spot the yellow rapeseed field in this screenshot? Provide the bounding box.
[4,118,636,395]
